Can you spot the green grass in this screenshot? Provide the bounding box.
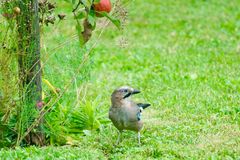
[1,0,240,159]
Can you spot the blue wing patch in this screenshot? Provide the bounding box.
[137,107,143,121]
[137,112,141,121]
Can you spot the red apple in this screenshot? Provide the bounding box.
[93,0,111,17]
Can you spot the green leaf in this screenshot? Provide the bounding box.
[63,0,71,3]
[74,11,86,19]
[87,10,96,28]
[71,0,76,5]
[93,0,100,3]
[97,12,121,29]
[81,0,92,8]
[75,22,85,45]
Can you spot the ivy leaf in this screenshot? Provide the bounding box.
[97,12,121,29]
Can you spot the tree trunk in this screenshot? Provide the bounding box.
[16,0,45,146]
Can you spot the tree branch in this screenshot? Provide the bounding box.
[72,0,83,13]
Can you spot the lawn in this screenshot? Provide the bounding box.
[1,0,240,159]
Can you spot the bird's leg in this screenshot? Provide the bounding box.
[138,132,141,145]
[116,130,122,145]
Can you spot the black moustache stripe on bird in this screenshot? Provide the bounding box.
[109,86,151,145]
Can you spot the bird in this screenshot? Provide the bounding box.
[109,86,150,145]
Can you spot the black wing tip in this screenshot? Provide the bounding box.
[137,103,151,109]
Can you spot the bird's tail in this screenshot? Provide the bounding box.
[137,103,151,109]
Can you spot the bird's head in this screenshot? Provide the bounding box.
[111,86,140,103]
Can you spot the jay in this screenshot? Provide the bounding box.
[109,86,150,145]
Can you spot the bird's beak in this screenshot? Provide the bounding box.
[123,89,141,99]
[132,89,141,94]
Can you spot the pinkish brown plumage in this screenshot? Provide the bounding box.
[109,86,150,145]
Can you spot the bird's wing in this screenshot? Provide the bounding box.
[123,102,142,121]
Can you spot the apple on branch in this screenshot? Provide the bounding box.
[93,0,112,17]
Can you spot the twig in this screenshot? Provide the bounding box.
[72,0,83,13]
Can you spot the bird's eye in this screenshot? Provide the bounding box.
[123,89,128,92]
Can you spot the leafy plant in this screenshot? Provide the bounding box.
[43,95,110,145]
[66,0,121,44]
[67,100,108,133]
[0,0,121,147]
